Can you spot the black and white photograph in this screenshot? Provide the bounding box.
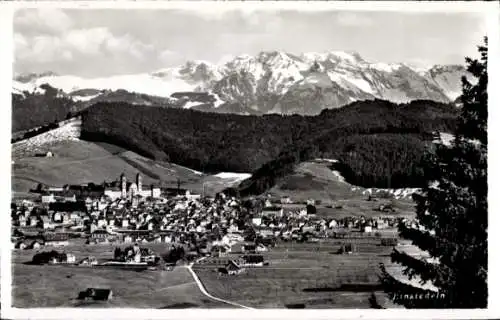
[2,1,498,317]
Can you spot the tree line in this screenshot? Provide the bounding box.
[79,98,458,192]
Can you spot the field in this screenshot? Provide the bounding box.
[193,239,395,308]
[11,243,230,308]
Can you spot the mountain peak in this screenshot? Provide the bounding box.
[328,51,365,63]
[13,51,468,115]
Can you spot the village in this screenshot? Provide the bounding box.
[11,172,411,305]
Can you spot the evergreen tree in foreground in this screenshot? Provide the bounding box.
[381,38,488,308]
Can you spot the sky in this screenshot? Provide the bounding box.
[13,8,489,77]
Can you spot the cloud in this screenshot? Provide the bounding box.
[336,12,373,27]
[15,27,156,65]
[15,9,73,34]
[158,49,180,63]
[14,8,159,70]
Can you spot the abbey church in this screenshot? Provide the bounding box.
[104,173,161,201]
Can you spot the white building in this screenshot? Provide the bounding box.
[41,194,55,203]
[185,191,201,201]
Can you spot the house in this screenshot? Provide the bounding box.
[53,212,62,222]
[78,288,113,301]
[375,219,389,229]
[28,217,38,227]
[122,219,129,228]
[18,215,27,227]
[280,197,292,204]
[219,260,244,275]
[261,207,283,217]
[242,244,256,254]
[239,255,265,267]
[49,253,76,264]
[337,243,357,254]
[29,239,44,250]
[43,233,69,246]
[97,219,107,228]
[123,234,133,243]
[41,194,55,204]
[42,218,52,230]
[256,243,268,252]
[91,230,112,243]
[15,239,34,250]
[185,191,201,201]
[211,245,229,257]
[65,195,77,202]
[252,218,262,226]
[79,256,98,266]
[328,220,338,228]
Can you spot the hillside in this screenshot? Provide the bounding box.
[80,99,458,194]
[11,125,250,196]
[278,159,420,201]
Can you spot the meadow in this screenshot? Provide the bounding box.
[11,243,229,309]
[193,239,394,308]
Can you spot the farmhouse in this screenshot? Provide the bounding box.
[15,238,44,250]
[78,288,113,301]
[79,256,98,266]
[35,151,54,158]
[219,260,245,275]
[49,252,76,264]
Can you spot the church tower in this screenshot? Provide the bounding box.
[120,173,127,199]
[136,173,142,193]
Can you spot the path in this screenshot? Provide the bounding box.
[183,258,255,310]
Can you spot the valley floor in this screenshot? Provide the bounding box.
[11,244,230,309]
[11,238,397,309]
[191,238,395,309]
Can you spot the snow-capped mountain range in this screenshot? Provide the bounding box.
[13,51,469,115]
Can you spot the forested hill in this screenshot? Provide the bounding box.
[80,99,458,193]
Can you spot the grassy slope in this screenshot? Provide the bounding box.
[267,160,360,201]
[12,139,247,196]
[261,159,416,219]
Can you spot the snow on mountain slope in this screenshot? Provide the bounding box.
[13,80,35,96]
[270,71,372,115]
[28,74,198,98]
[14,51,467,115]
[214,172,252,185]
[215,172,252,180]
[369,62,402,73]
[424,65,472,101]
